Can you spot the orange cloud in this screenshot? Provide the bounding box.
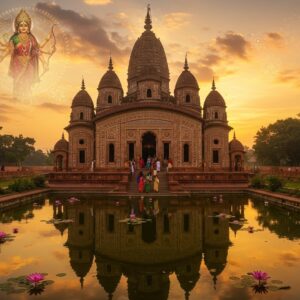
[84,0,112,5]
[276,69,300,87]
[163,12,191,29]
[216,32,251,60]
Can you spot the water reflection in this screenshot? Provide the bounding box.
[49,196,251,299]
[1,195,299,299]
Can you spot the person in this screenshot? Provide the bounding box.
[153,175,159,192]
[146,157,151,169]
[156,158,161,172]
[0,9,56,96]
[138,174,145,193]
[167,159,172,173]
[145,177,151,193]
[130,159,135,175]
[139,157,145,169]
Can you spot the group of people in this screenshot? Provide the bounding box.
[137,170,160,193]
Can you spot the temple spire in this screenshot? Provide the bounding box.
[108,56,113,70]
[184,53,189,70]
[144,4,152,31]
[233,131,236,139]
[81,77,85,90]
[212,77,216,91]
[62,132,65,139]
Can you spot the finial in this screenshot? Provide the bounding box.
[80,277,84,289]
[213,275,217,290]
[184,53,189,70]
[233,131,236,139]
[185,291,190,300]
[108,56,113,70]
[212,77,216,91]
[81,77,85,90]
[62,132,65,139]
[144,4,152,31]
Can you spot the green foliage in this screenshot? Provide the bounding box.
[0,130,35,166]
[250,175,265,188]
[32,175,46,187]
[23,149,53,166]
[266,175,284,192]
[0,187,6,194]
[253,117,300,165]
[8,178,36,192]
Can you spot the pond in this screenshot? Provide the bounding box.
[0,194,300,300]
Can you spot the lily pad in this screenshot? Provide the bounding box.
[233,283,245,289]
[229,276,240,281]
[41,273,49,276]
[56,273,66,277]
[271,280,283,284]
[43,280,54,285]
[268,285,279,291]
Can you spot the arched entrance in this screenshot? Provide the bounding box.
[142,132,156,161]
[234,155,242,171]
[56,155,63,171]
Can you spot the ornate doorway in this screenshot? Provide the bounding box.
[142,131,156,161]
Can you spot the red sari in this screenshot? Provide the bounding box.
[138,176,145,193]
[9,33,39,94]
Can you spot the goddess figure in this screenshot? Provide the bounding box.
[0,9,56,96]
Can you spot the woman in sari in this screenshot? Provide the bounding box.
[153,175,160,193]
[0,9,55,96]
[138,174,145,193]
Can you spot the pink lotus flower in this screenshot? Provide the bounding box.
[27,273,45,285]
[13,228,18,234]
[251,271,270,284]
[0,231,7,242]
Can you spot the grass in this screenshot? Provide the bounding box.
[0,179,15,188]
[284,181,300,190]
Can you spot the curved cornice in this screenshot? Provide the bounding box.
[94,102,202,122]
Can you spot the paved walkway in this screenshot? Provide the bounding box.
[248,188,300,204]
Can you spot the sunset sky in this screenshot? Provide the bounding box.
[0,0,299,151]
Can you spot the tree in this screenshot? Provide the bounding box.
[0,130,35,168]
[253,117,300,166]
[23,149,53,166]
[10,135,35,168]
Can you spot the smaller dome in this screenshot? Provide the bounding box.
[175,56,199,90]
[72,79,94,108]
[229,133,244,152]
[54,134,68,151]
[204,79,226,108]
[98,57,123,90]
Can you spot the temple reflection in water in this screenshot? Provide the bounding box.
[52,197,247,300]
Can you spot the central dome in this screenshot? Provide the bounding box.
[127,6,169,89]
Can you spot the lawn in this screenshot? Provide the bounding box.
[284,181,300,190]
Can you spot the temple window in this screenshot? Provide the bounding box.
[183,144,189,162]
[213,150,219,163]
[109,143,115,162]
[79,112,84,120]
[107,214,115,232]
[147,88,152,98]
[79,150,85,163]
[213,139,219,145]
[183,214,190,232]
[79,139,84,145]
[79,212,85,225]
[214,112,218,119]
[108,95,112,104]
[185,94,191,103]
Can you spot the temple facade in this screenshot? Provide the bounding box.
[53,6,245,172]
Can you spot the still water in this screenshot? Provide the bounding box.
[0,194,300,300]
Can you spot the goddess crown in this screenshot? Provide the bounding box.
[15,9,31,31]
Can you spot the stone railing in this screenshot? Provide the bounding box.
[47,170,130,191]
[167,170,250,191]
